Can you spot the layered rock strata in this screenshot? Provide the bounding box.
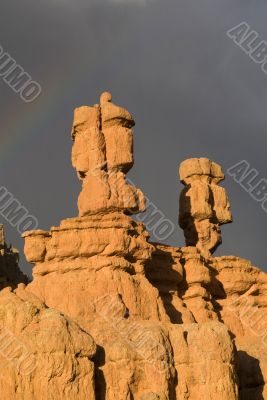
[179,158,232,256]
[0,93,265,399]
[71,91,145,216]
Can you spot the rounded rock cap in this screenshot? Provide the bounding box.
[179,158,225,184]
[100,91,112,105]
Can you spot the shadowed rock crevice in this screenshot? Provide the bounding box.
[0,225,28,290]
[145,245,185,324]
[94,346,107,400]
[238,351,264,400]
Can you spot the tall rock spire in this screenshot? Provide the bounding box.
[179,158,232,255]
[71,92,145,216]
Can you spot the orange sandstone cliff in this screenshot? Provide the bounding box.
[0,93,266,399]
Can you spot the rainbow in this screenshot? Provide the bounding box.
[0,65,100,167]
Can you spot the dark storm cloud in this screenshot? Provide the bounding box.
[0,0,267,277]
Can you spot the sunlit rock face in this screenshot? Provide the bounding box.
[0,93,266,399]
[71,92,145,217]
[0,286,96,400]
[179,158,232,256]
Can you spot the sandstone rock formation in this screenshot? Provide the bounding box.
[0,225,27,291]
[209,255,267,399]
[179,158,232,256]
[0,92,266,399]
[0,285,96,400]
[71,92,145,216]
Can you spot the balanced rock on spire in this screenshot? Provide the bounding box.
[179,158,232,255]
[71,91,145,216]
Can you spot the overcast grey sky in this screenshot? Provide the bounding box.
[0,0,267,277]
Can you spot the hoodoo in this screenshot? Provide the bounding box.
[0,93,266,399]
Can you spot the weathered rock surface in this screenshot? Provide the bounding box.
[0,225,27,291]
[71,92,145,217]
[0,92,266,399]
[169,321,238,399]
[0,285,96,400]
[179,158,232,256]
[209,255,267,399]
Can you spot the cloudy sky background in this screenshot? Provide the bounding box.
[0,0,267,277]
